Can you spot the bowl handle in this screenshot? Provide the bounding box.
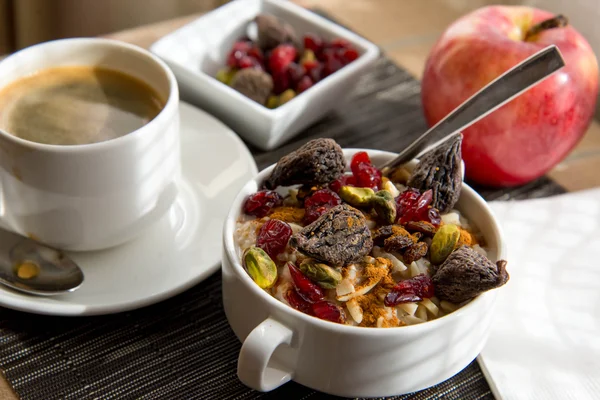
[237,317,293,391]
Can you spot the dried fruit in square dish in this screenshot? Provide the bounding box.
[215,13,362,108]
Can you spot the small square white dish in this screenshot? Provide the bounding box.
[150,0,380,151]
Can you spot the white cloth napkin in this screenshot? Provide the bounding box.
[478,188,600,400]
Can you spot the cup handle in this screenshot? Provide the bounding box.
[237,317,294,392]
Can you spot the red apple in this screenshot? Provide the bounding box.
[421,6,599,187]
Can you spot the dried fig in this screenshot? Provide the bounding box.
[264,138,345,189]
[407,133,462,213]
[255,13,298,50]
[230,68,273,105]
[289,204,373,266]
[432,245,509,303]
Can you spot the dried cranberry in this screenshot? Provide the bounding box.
[398,189,434,225]
[303,189,341,224]
[311,301,345,323]
[226,40,252,68]
[317,48,334,62]
[354,163,382,190]
[288,262,325,303]
[296,76,314,93]
[384,274,434,307]
[285,288,312,314]
[287,62,305,86]
[341,48,359,63]
[243,190,282,218]
[396,188,420,217]
[350,151,371,175]
[302,59,319,72]
[247,46,264,63]
[330,38,350,49]
[256,219,292,259]
[329,174,356,193]
[238,56,257,69]
[308,63,324,83]
[304,33,324,54]
[269,44,297,75]
[324,58,343,76]
[272,70,291,95]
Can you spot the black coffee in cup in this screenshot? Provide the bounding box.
[0,66,165,145]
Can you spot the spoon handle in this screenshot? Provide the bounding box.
[380,44,565,172]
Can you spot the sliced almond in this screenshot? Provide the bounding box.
[440,300,460,313]
[415,305,428,321]
[346,298,363,324]
[420,298,439,316]
[397,302,418,316]
[337,261,389,302]
[336,279,355,297]
[337,279,380,302]
[409,261,421,278]
[403,315,425,325]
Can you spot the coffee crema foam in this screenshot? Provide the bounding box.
[0,66,165,145]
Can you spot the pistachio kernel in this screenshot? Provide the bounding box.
[430,224,460,265]
[279,89,296,106]
[300,49,316,64]
[299,259,342,289]
[339,186,375,207]
[371,190,397,224]
[243,246,278,289]
[216,68,236,85]
[266,95,279,109]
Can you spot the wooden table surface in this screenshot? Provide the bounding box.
[1,1,599,398]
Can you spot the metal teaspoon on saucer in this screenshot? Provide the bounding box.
[380,44,565,173]
[0,231,83,296]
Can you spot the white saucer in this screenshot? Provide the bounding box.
[0,101,258,316]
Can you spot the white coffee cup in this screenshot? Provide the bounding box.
[0,38,180,251]
[222,149,507,397]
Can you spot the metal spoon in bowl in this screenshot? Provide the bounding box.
[380,44,565,173]
[0,231,83,296]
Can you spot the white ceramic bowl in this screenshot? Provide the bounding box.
[150,0,379,151]
[222,148,507,397]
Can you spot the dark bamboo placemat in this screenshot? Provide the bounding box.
[0,16,566,400]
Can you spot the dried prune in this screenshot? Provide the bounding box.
[432,245,509,303]
[402,242,428,264]
[405,221,437,237]
[289,204,373,266]
[264,138,345,189]
[372,225,411,246]
[407,133,462,213]
[383,234,413,253]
